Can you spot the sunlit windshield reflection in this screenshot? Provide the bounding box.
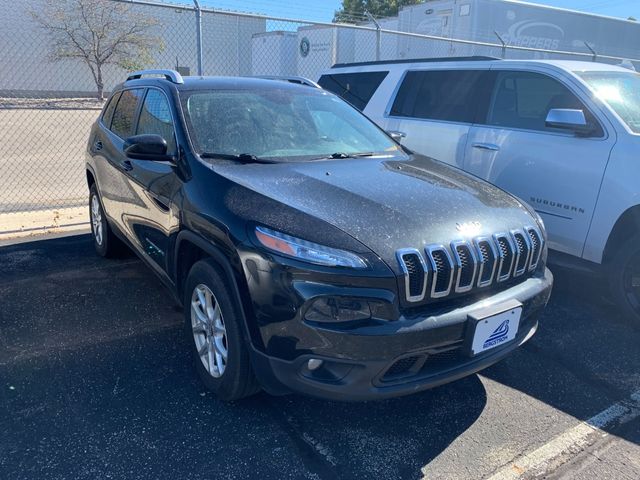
[577,70,640,133]
[180,87,401,162]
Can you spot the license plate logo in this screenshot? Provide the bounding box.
[471,307,521,355]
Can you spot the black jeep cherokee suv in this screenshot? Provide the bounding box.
[86,70,553,401]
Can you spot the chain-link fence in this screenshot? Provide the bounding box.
[1,0,639,231]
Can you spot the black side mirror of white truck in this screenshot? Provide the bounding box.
[545,109,596,137]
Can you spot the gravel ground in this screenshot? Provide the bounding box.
[0,235,638,479]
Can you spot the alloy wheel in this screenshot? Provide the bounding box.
[90,194,103,246]
[191,284,228,378]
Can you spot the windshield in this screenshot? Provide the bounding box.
[180,86,401,161]
[577,70,640,133]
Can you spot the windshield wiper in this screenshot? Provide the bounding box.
[200,152,275,163]
[323,152,376,159]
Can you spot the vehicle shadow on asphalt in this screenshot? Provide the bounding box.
[481,264,640,445]
[0,235,487,480]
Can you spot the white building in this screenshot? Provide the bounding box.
[0,0,265,97]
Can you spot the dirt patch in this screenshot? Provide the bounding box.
[0,97,104,110]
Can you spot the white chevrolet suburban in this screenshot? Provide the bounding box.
[319,57,640,321]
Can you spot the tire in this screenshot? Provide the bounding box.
[89,184,124,258]
[184,259,260,401]
[608,233,640,324]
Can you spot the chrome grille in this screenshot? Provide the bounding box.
[527,227,543,271]
[451,241,477,293]
[397,225,544,302]
[396,248,428,302]
[427,246,454,298]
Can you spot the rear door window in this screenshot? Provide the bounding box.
[390,70,488,123]
[110,88,144,139]
[486,70,603,135]
[318,71,388,111]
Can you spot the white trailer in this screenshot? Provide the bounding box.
[251,31,298,76]
[397,0,640,62]
[296,25,356,81]
[353,17,400,63]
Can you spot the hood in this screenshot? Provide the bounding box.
[214,154,537,270]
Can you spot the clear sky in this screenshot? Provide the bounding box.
[195,0,640,23]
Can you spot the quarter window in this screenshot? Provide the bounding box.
[486,71,602,135]
[101,91,121,128]
[110,88,144,139]
[136,89,177,154]
[318,71,388,111]
[390,70,487,123]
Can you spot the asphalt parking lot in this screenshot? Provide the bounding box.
[1,234,639,480]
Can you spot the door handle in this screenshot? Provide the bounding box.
[93,141,103,151]
[120,160,133,171]
[472,142,500,151]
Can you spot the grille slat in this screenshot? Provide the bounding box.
[452,241,477,292]
[475,238,497,287]
[396,248,428,302]
[428,247,453,297]
[526,227,543,271]
[397,226,544,303]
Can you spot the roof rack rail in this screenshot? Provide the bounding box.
[332,56,501,69]
[126,69,184,84]
[254,75,321,88]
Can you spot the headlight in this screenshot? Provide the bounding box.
[255,226,368,268]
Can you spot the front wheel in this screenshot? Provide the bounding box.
[608,233,640,324]
[89,184,124,257]
[184,259,260,401]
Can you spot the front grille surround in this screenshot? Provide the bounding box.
[526,226,543,271]
[473,236,498,287]
[451,240,478,293]
[511,229,532,277]
[397,225,545,303]
[396,248,429,303]
[494,233,516,282]
[425,245,454,298]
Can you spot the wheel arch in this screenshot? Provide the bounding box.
[86,165,97,189]
[603,205,640,264]
[173,230,263,350]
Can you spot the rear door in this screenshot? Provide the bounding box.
[463,68,616,256]
[92,87,145,235]
[382,69,492,169]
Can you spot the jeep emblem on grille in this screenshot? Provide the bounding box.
[456,221,481,233]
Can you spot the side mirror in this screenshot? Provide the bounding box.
[545,109,595,136]
[124,134,174,161]
[387,130,406,143]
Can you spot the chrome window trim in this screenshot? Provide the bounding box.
[473,236,498,288]
[396,248,428,303]
[450,240,478,293]
[425,244,454,298]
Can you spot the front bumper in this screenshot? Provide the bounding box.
[250,268,553,401]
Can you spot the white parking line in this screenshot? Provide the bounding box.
[487,389,640,480]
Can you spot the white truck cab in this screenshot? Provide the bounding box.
[319,57,640,320]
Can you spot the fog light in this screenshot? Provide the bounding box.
[304,297,371,323]
[307,359,323,371]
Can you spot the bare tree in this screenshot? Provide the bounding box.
[32,0,161,100]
